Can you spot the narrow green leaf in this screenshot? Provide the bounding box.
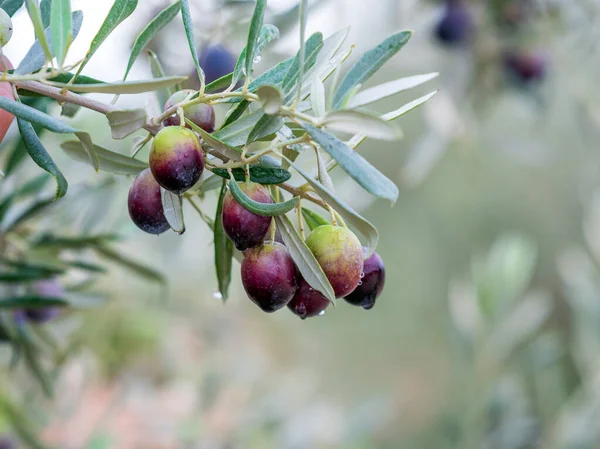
[324,110,402,141]
[50,0,71,67]
[214,180,233,302]
[106,108,147,139]
[148,50,172,108]
[48,76,187,94]
[26,0,53,63]
[247,114,284,144]
[283,155,379,257]
[48,72,105,85]
[211,166,291,184]
[205,72,234,93]
[179,0,204,85]
[348,91,438,149]
[214,109,265,147]
[123,2,180,81]
[20,329,54,397]
[2,396,50,449]
[1,259,65,275]
[60,140,147,174]
[231,24,279,86]
[311,75,326,117]
[184,118,242,161]
[0,97,99,169]
[348,72,439,108]
[301,207,329,231]
[17,119,67,200]
[0,0,24,16]
[333,30,413,109]
[229,179,299,217]
[40,0,50,27]
[3,196,55,232]
[160,188,185,234]
[0,296,67,308]
[16,9,82,75]
[274,214,335,303]
[34,233,120,249]
[244,0,267,78]
[0,271,55,283]
[296,0,308,103]
[303,124,398,203]
[281,32,323,94]
[94,245,166,286]
[256,84,282,115]
[74,0,138,79]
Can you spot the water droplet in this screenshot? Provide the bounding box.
[318,310,326,316]
[357,281,363,286]
[360,272,365,279]
[253,54,262,64]
[213,291,223,300]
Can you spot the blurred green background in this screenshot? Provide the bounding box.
[4,0,600,448]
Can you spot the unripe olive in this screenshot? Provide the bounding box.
[305,225,363,298]
[222,182,273,251]
[287,278,330,319]
[0,9,13,47]
[149,126,204,194]
[344,251,386,310]
[128,168,170,235]
[241,242,298,313]
[162,90,215,132]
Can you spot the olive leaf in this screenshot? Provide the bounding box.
[281,32,323,95]
[106,109,148,139]
[50,0,71,67]
[303,124,399,203]
[231,24,280,86]
[17,118,68,200]
[256,85,282,115]
[148,50,172,108]
[246,114,284,144]
[333,30,413,109]
[60,141,147,175]
[274,214,335,303]
[180,0,205,85]
[48,76,187,94]
[311,75,326,117]
[26,0,53,63]
[161,188,185,234]
[214,180,233,302]
[0,296,68,308]
[0,0,24,16]
[245,0,267,77]
[185,118,243,161]
[211,166,291,184]
[214,109,266,147]
[323,110,402,141]
[124,1,181,81]
[228,179,299,217]
[347,72,439,108]
[301,207,329,231]
[40,0,49,26]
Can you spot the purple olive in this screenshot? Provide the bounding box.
[305,225,363,298]
[435,0,473,46]
[222,182,273,251]
[504,51,547,83]
[344,251,386,310]
[0,436,15,449]
[241,242,299,313]
[162,90,215,132]
[199,44,236,84]
[128,168,170,235]
[149,126,204,194]
[287,278,330,319]
[26,279,64,323]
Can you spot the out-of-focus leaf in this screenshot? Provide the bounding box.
[2,395,50,449]
[148,50,172,108]
[20,328,54,397]
[60,140,147,175]
[214,180,233,302]
[106,109,147,139]
[26,0,53,63]
[311,75,326,117]
[229,179,298,216]
[17,118,67,199]
[73,0,138,80]
[179,0,204,85]
[295,0,308,103]
[0,296,67,308]
[231,24,279,86]
[34,233,120,249]
[247,114,283,144]
[184,118,242,161]
[0,96,98,169]
[244,0,267,78]
[303,124,399,203]
[211,166,291,184]
[94,245,166,286]
[40,0,50,27]
[274,214,335,303]
[0,0,24,16]
[284,155,379,257]
[347,72,438,108]
[0,271,56,283]
[50,0,71,66]
[3,196,55,232]
[256,84,282,115]
[123,2,180,81]
[49,76,187,94]
[323,110,402,141]
[333,30,412,109]
[302,207,329,231]
[16,9,82,75]
[161,188,185,234]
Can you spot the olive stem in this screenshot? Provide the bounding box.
[296,201,305,240]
